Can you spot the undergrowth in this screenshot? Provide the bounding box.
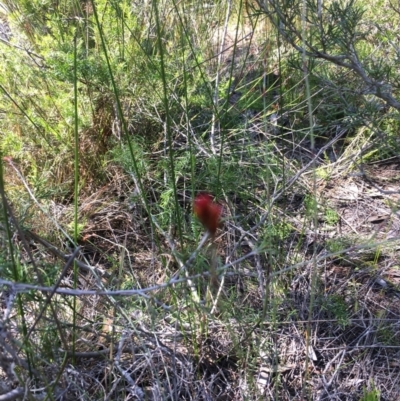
[1,0,400,400]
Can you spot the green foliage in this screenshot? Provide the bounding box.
[304,194,318,217]
[326,236,353,254]
[251,0,400,154]
[325,208,339,225]
[360,385,380,401]
[321,294,350,328]
[260,220,292,251]
[110,140,148,178]
[376,323,400,346]
[47,44,110,87]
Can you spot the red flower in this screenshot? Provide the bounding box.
[193,192,222,237]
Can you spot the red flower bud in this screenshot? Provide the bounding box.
[193,192,222,237]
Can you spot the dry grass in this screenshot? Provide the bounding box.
[2,124,400,400]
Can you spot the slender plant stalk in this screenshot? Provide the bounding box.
[152,0,184,247]
[301,0,317,399]
[210,0,232,155]
[72,32,79,363]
